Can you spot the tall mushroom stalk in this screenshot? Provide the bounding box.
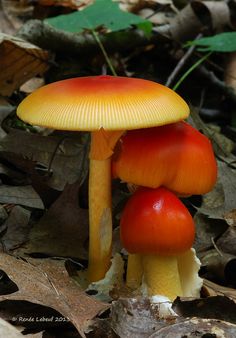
[88,129,124,281]
[16,75,190,283]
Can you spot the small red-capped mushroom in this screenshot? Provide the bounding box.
[17,76,189,283]
[120,186,195,300]
[112,121,217,195]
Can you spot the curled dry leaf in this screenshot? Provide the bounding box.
[0,33,49,96]
[192,0,231,31]
[201,249,236,287]
[0,253,108,336]
[168,0,231,41]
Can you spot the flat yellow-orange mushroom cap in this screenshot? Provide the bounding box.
[16,75,189,130]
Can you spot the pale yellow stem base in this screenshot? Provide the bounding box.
[142,254,182,301]
[88,158,112,282]
[126,254,143,289]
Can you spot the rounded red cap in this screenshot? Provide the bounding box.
[120,187,195,255]
[112,121,217,195]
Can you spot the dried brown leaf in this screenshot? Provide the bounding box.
[111,297,177,338]
[194,212,227,253]
[1,206,31,251]
[0,97,15,140]
[112,296,236,337]
[225,52,236,91]
[203,279,236,302]
[1,0,33,31]
[173,295,236,324]
[216,227,236,256]
[0,185,43,209]
[0,130,85,191]
[25,180,89,259]
[190,108,235,158]
[38,0,92,10]
[149,318,236,338]
[0,33,49,96]
[0,0,33,35]
[224,209,236,227]
[0,253,108,335]
[198,161,236,219]
[201,249,236,286]
[119,0,173,13]
[20,77,45,94]
[0,317,24,337]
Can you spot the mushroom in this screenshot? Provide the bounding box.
[112,121,217,195]
[120,186,195,300]
[17,75,189,282]
[112,121,217,288]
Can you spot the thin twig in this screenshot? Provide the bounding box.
[172,52,212,91]
[48,136,67,175]
[91,30,117,76]
[211,237,223,257]
[165,33,202,87]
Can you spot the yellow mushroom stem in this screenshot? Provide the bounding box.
[142,254,182,301]
[88,129,124,282]
[88,157,112,282]
[126,254,143,289]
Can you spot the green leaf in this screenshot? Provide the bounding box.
[187,32,236,52]
[45,0,152,35]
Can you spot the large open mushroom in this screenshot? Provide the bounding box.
[17,75,189,282]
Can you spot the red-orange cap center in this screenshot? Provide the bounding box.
[120,187,195,255]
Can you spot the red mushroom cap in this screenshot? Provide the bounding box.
[112,121,217,195]
[120,187,195,255]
